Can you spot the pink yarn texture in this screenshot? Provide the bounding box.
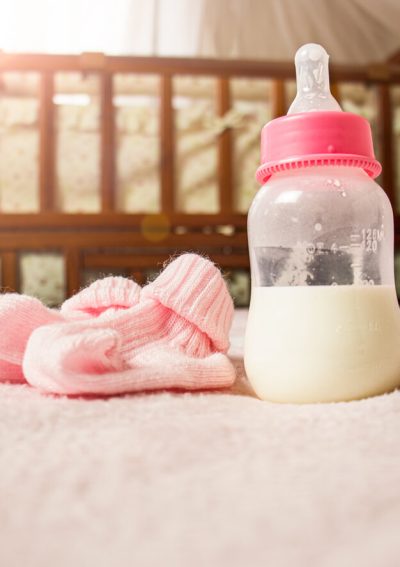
[0,254,236,395]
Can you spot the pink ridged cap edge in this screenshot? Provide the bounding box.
[256,111,382,184]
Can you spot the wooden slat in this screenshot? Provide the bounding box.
[130,271,146,285]
[65,248,81,296]
[86,254,168,269]
[85,253,249,270]
[217,77,233,213]
[39,72,55,211]
[377,84,396,208]
[331,82,341,106]
[80,52,106,70]
[0,212,247,229]
[394,222,400,247]
[1,52,398,83]
[160,74,175,213]
[271,79,286,118]
[100,72,115,211]
[1,251,18,291]
[0,230,248,250]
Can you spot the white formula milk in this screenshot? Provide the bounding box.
[244,285,400,403]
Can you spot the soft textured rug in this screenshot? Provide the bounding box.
[0,310,400,567]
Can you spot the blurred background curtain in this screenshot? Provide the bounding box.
[0,0,399,63]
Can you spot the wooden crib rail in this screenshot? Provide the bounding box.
[0,213,248,295]
[1,51,399,216]
[0,52,399,297]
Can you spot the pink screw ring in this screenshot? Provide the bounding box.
[256,111,382,184]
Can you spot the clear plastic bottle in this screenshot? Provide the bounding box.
[244,44,400,403]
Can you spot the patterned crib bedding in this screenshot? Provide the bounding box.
[0,72,272,215]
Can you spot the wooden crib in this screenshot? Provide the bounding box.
[0,51,399,301]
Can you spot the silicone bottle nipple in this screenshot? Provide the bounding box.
[288,43,341,114]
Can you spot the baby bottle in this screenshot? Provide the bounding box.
[244,43,400,403]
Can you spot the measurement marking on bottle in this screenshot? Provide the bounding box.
[350,234,361,240]
[339,245,349,251]
[361,228,384,253]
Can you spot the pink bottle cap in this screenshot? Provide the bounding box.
[256,44,382,184]
[256,111,381,184]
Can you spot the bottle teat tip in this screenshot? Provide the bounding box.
[288,43,341,115]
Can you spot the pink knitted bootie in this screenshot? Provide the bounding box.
[23,254,235,395]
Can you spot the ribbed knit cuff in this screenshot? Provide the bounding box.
[142,254,233,352]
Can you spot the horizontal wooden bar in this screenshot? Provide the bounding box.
[2,213,400,248]
[0,213,247,229]
[2,212,399,236]
[85,254,172,269]
[0,52,399,83]
[0,230,248,250]
[84,253,249,270]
